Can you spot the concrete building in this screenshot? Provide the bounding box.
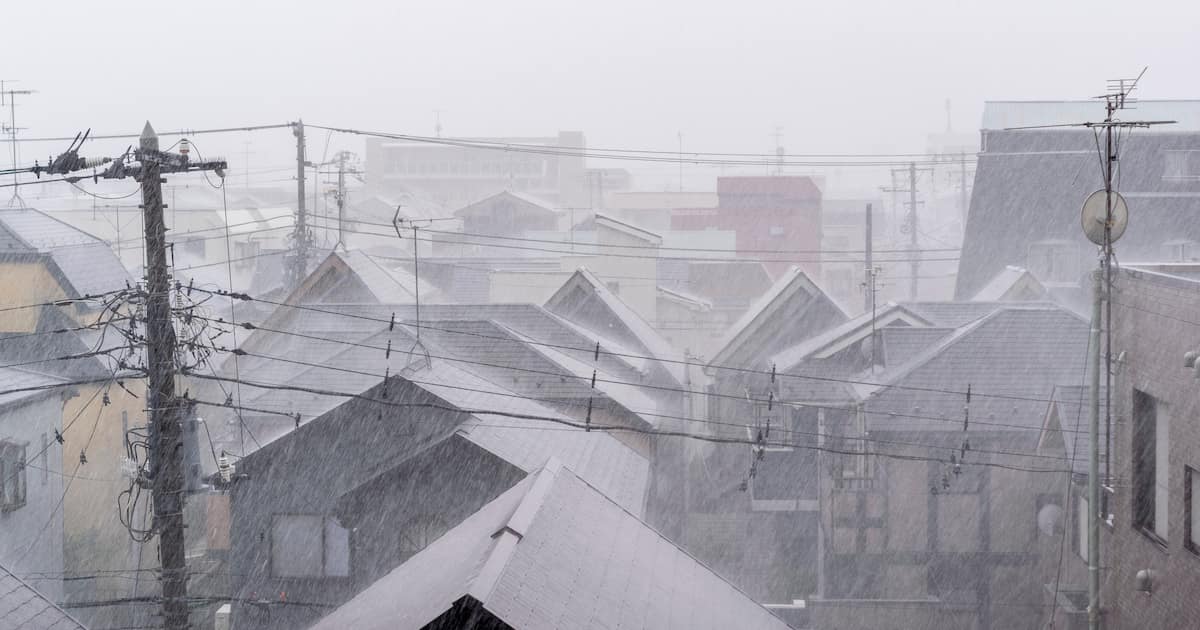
[364,131,589,210]
[1097,263,1200,628]
[957,100,1200,308]
[673,176,823,279]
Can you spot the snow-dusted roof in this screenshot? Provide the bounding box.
[0,208,131,298]
[311,462,792,630]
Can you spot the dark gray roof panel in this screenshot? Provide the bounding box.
[0,564,87,630]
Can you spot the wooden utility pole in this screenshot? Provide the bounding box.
[139,121,188,630]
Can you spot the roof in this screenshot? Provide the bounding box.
[0,367,69,408]
[710,266,848,370]
[330,250,438,303]
[453,190,560,218]
[311,462,793,630]
[0,563,86,630]
[971,266,1048,302]
[657,285,712,311]
[231,327,650,514]
[544,269,686,385]
[981,100,1200,132]
[0,208,131,298]
[863,306,1089,433]
[594,213,664,245]
[1042,385,1107,476]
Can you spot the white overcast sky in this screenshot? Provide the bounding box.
[2,0,1197,190]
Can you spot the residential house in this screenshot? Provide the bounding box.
[766,303,1087,630]
[310,461,794,630]
[1033,385,1104,630]
[227,371,650,630]
[0,209,149,627]
[280,250,439,306]
[0,368,72,602]
[0,562,87,630]
[956,100,1200,307]
[1096,263,1200,628]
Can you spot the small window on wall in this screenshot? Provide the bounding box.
[1187,466,1200,555]
[271,514,351,578]
[0,440,27,512]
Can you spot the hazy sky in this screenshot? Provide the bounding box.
[2,0,1198,191]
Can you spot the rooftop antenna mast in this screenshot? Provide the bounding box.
[1009,66,1171,630]
[1,81,35,208]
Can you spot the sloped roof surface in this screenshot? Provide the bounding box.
[0,209,130,297]
[710,266,847,369]
[899,301,1006,328]
[880,327,954,363]
[1047,385,1107,475]
[971,266,1047,302]
[311,463,791,630]
[545,269,686,384]
[865,306,1088,433]
[0,563,86,629]
[332,250,439,303]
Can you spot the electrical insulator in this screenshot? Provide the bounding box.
[218,452,233,484]
[179,138,190,156]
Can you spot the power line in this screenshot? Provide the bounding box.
[0,123,294,144]
[201,315,1089,440]
[185,371,1072,475]
[191,285,1069,408]
[306,124,977,168]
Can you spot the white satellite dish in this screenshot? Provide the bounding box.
[1080,189,1129,246]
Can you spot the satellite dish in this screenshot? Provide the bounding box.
[1080,189,1129,246]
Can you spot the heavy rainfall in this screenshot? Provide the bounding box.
[0,2,1198,629]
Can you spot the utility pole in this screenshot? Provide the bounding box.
[959,151,971,223]
[139,122,188,630]
[907,162,919,300]
[863,202,873,312]
[1,82,35,207]
[330,151,358,250]
[284,120,310,289]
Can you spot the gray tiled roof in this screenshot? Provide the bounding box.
[311,462,792,630]
[880,327,954,363]
[710,266,847,370]
[865,306,1088,433]
[0,209,131,298]
[898,301,1007,328]
[0,563,86,630]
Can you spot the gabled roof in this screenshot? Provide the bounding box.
[594,212,663,246]
[453,190,560,218]
[284,250,440,306]
[0,208,131,299]
[312,462,792,630]
[710,266,848,370]
[863,305,1089,433]
[769,303,931,371]
[0,563,86,630]
[1039,385,1107,476]
[241,353,650,515]
[972,266,1048,302]
[545,268,686,385]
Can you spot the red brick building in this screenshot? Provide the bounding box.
[671,176,822,278]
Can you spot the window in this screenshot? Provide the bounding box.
[1028,241,1080,283]
[1132,391,1169,542]
[270,515,351,578]
[0,441,28,512]
[1163,150,1200,180]
[1187,467,1200,554]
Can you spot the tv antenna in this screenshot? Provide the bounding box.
[1008,68,1173,630]
[1,81,36,208]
